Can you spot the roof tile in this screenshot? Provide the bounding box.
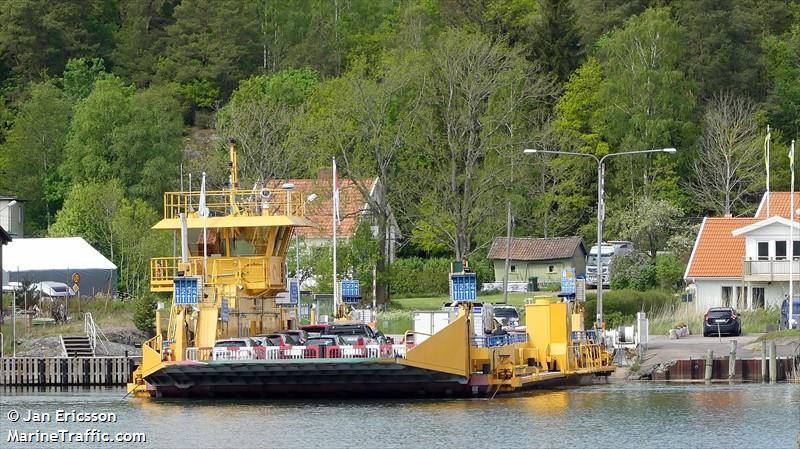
[488,236,584,261]
[685,218,759,278]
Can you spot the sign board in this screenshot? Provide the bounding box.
[300,304,310,319]
[561,268,576,295]
[72,283,80,293]
[576,279,586,302]
[174,277,201,305]
[72,273,81,284]
[288,278,299,305]
[450,273,477,301]
[276,291,292,305]
[341,280,360,304]
[220,298,229,322]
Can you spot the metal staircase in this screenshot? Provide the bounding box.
[60,335,94,357]
[60,313,110,357]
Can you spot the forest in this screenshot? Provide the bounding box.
[0,0,798,299]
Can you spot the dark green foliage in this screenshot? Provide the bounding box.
[609,252,656,291]
[133,294,158,334]
[531,0,583,81]
[389,258,451,297]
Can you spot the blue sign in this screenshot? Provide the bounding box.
[174,277,200,305]
[561,268,576,295]
[450,273,477,301]
[220,298,229,322]
[341,280,360,304]
[289,278,299,305]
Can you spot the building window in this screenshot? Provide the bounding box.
[776,241,787,260]
[721,286,733,307]
[510,265,516,273]
[753,288,765,309]
[758,242,769,260]
[794,241,800,260]
[548,265,555,273]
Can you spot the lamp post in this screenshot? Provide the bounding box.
[524,147,677,331]
[295,193,318,324]
[0,200,16,328]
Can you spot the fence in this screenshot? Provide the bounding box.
[0,357,140,386]
[471,333,529,348]
[187,344,409,362]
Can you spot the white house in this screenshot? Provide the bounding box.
[0,196,24,237]
[685,192,800,311]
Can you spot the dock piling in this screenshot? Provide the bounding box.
[761,340,767,383]
[704,349,713,382]
[769,342,777,384]
[728,340,737,381]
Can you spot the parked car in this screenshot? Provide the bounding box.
[214,339,257,348]
[372,330,392,345]
[779,297,800,330]
[703,307,741,337]
[281,329,308,344]
[300,324,330,337]
[305,334,348,357]
[492,304,520,328]
[255,333,293,346]
[327,324,376,344]
[32,281,75,299]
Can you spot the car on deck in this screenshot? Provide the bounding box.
[702,307,741,337]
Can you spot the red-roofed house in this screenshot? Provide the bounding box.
[685,192,800,310]
[267,170,400,261]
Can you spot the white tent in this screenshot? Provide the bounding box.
[2,237,117,296]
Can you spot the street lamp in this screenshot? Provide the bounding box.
[524,147,677,331]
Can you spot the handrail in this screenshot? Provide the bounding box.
[84,312,110,354]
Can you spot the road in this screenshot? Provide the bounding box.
[637,333,800,376]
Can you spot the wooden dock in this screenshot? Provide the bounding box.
[0,357,141,386]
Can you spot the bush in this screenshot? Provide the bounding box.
[133,294,158,335]
[610,252,656,290]
[389,257,451,297]
[655,254,685,290]
[583,289,677,329]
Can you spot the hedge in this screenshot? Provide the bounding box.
[583,289,677,329]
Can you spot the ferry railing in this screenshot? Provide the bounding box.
[163,189,306,220]
[186,344,408,361]
[570,342,605,371]
[471,333,529,348]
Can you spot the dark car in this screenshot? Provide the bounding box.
[779,297,800,330]
[492,304,520,327]
[305,335,347,357]
[703,307,741,337]
[300,324,330,337]
[282,329,309,344]
[327,324,376,345]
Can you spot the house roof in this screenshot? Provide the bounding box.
[685,217,758,279]
[266,172,378,239]
[488,236,585,261]
[3,237,116,272]
[755,192,800,219]
[731,215,800,236]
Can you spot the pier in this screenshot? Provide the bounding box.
[0,357,140,386]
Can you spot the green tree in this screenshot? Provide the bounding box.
[61,57,107,101]
[595,7,696,203]
[763,22,800,138]
[607,195,685,260]
[112,0,176,87]
[133,293,158,334]
[531,0,584,81]
[61,78,182,205]
[0,0,117,82]
[161,0,260,102]
[572,0,647,52]
[0,81,72,233]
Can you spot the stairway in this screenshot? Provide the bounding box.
[61,335,95,357]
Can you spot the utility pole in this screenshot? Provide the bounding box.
[502,201,512,304]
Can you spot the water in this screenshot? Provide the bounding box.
[1,383,798,449]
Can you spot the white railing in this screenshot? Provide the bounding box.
[185,344,409,362]
[83,313,109,354]
[743,259,800,279]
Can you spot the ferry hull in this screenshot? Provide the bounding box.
[142,359,611,398]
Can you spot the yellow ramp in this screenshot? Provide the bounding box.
[400,314,469,377]
[196,306,219,349]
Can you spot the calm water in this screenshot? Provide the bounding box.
[1,383,798,449]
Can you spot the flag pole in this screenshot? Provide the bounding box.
[791,140,796,329]
[332,157,338,315]
[201,172,208,286]
[766,125,771,217]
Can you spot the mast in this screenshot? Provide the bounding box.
[332,157,338,313]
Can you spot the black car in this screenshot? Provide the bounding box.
[327,324,376,344]
[703,307,741,337]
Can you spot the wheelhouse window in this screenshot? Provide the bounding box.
[776,241,787,260]
[757,242,769,260]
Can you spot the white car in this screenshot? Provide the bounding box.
[32,281,75,298]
